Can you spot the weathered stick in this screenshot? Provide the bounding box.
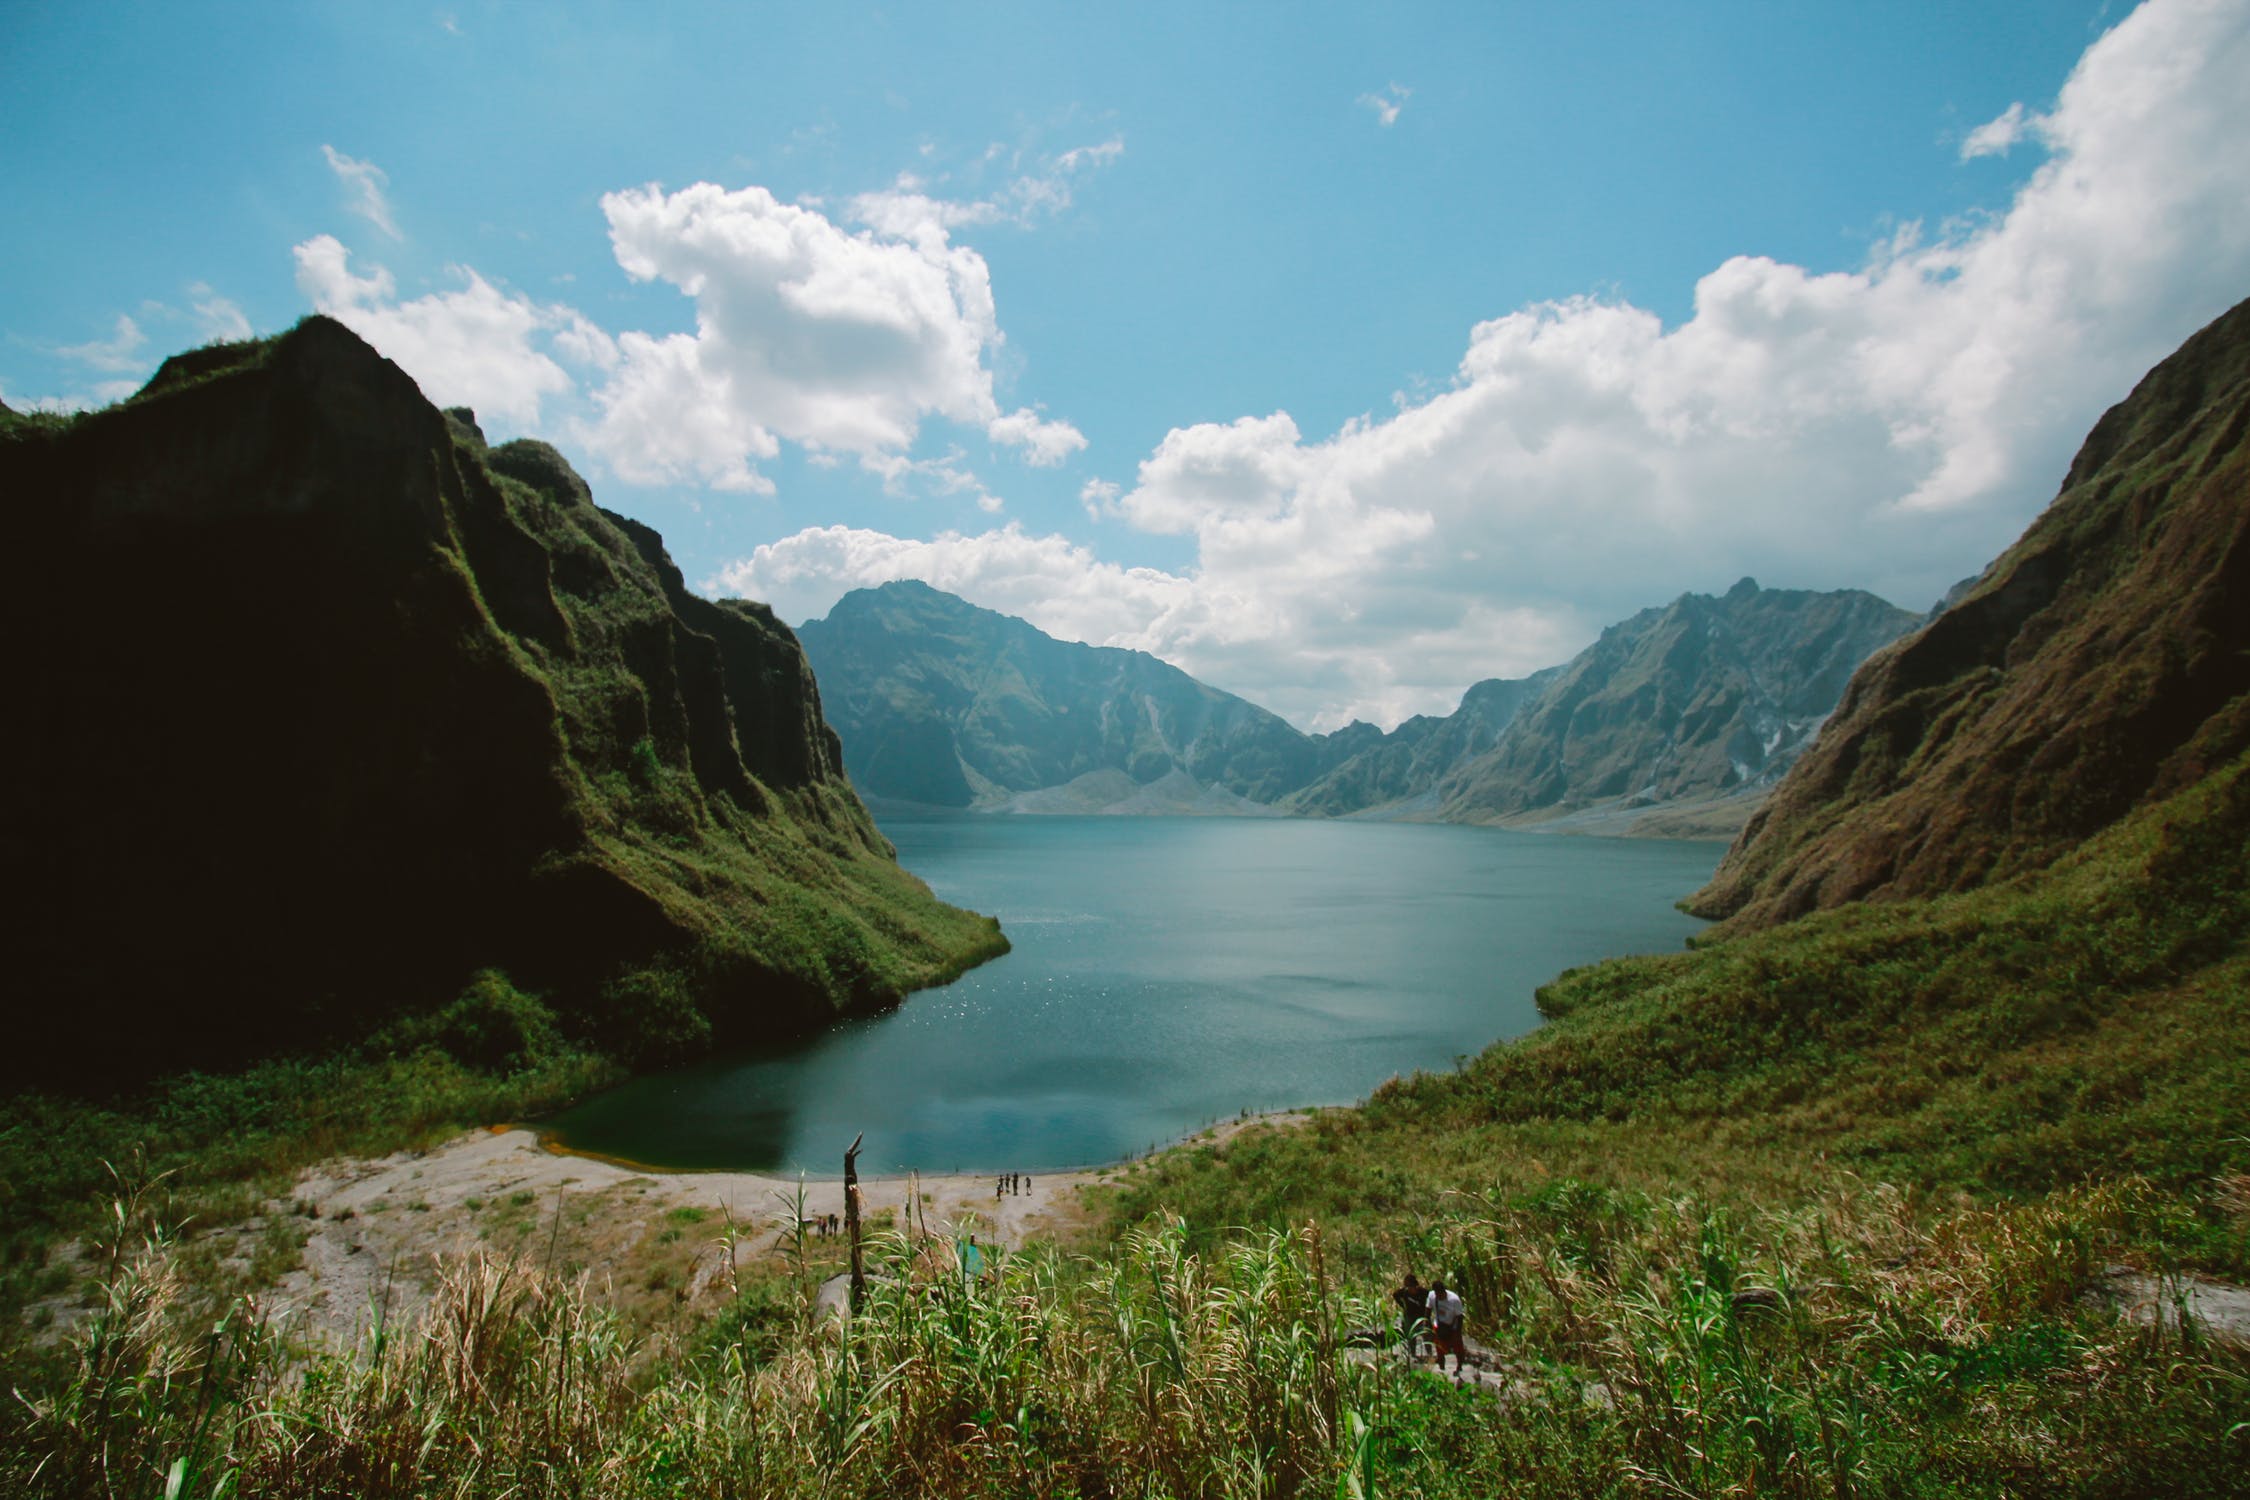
[844,1131,866,1316]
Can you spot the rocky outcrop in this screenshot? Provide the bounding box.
[0,318,1002,1081]
[1688,295,2250,929]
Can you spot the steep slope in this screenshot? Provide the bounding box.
[796,580,1353,809]
[1278,671,1557,818]
[1423,581,1916,829]
[0,318,1003,1081]
[1690,294,2250,929]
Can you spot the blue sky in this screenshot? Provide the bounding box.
[8,1,2249,727]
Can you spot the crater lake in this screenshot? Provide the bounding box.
[542,816,1723,1173]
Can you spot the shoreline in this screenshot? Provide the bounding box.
[258,1109,1318,1346]
[525,1103,1323,1181]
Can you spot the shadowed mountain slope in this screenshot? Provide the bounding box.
[0,318,1002,1081]
[796,580,1355,809]
[1690,294,2250,930]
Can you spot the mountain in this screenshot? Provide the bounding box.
[795,580,1356,811]
[1276,672,1559,818]
[804,578,1916,831]
[1690,294,2250,929]
[1277,581,1917,833]
[0,318,1003,1081]
[1430,581,1920,832]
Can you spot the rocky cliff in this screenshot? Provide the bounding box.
[796,580,1353,810]
[0,318,1003,1081]
[1432,582,1919,830]
[1688,294,2250,929]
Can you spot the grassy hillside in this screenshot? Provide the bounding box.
[1114,747,2250,1239]
[4,749,2242,1498]
[1690,295,2250,929]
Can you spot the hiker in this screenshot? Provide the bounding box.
[1426,1280,1468,1375]
[1389,1272,1427,1355]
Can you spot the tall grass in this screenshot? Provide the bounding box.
[8,1176,2246,1498]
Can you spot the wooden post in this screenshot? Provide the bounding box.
[844,1131,866,1317]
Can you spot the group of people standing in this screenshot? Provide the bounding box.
[994,1172,1033,1200]
[1390,1271,1469,1374]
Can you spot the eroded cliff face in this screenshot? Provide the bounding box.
[1688,295,2250,930]
[0,318,1001,1080]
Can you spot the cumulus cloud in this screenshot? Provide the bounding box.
[711,522,1193,649]
[293,234,577,426]
[579,178,1088,490]
[987,405,1087,465]
[322,145,401,239]
[1359,84,1411,127]
[724,0,2250,730]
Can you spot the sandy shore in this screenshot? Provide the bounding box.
[261,1111,1316,1346]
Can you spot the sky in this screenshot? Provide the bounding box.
[7,0,2250,731]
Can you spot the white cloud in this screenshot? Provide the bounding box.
[719,0,2250,731]
[57,314,148,372]
[849,137,1124,243]
[1078,477,1121,520]
[322,145,401,239]
[185,284,253,342]
[292,234,576,426]
[579,178,1086,490]
[1359,84,1411,128]
[1960,101,2039,159]
[712,523,1194,649]
[987,405,1088,465]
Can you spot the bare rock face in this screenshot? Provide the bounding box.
[1689,295,2250,929]
[1428,581,1917,826]
[0,318,1000,1081]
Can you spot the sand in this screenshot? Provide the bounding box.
[262,1110,1318,1346]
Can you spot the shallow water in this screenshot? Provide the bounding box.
[542,815,1721,1174]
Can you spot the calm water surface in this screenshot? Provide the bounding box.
[543,816,1721,1173]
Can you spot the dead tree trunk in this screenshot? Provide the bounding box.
[844,1131,866,1316]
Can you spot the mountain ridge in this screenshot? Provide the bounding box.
[804,577,1917,834]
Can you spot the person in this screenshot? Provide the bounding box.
[1426,1280,1468,1375]
[1389,1272,1427,1356]
[960,1233,984,1281]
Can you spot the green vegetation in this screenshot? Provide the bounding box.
[7,308,2246,1496]
[5,1180,2244,1497]
[0,970,613,1319]
[2,316,1005,1084]
[4,747,2244,1495]
[1111,751,2250,1255]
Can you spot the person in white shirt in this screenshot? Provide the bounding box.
[1426,1280,1467,1374]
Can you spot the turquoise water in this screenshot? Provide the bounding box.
[542,816,1722,1174]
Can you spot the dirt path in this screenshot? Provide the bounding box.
[262,1110,1321,1347]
